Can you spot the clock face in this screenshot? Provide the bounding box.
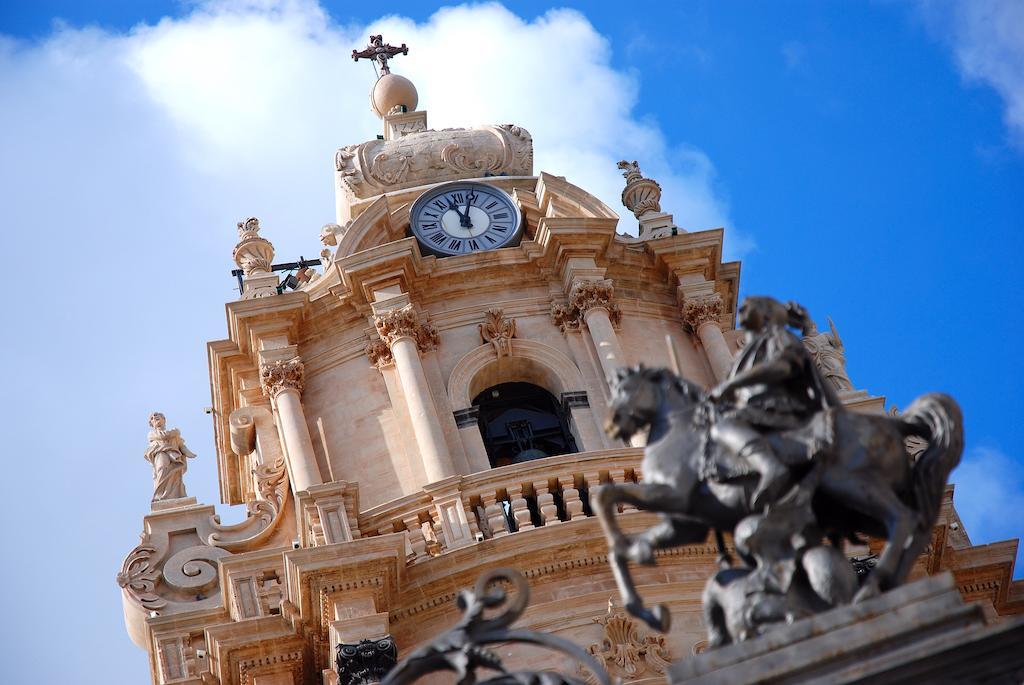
[409,181,522,256]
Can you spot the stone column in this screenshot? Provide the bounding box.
[260,358,323,493]
[682,293,733,382]
[453,407,490,472]
[374,306,454,484]
[570,279,626,383]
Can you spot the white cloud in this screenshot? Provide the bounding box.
[951,446,1024,571]
[0,0,736,257]
[918,0,1024,148]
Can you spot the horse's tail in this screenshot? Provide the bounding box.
[900,393,964,530]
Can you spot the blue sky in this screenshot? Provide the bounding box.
[1,1,1021,683]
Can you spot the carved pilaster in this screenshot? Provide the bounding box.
[617,160,663,219]
[373,306,438,353]
[336,636,397,685]
[260,358,305,397]
[682,293,724,333]
[479,309,516,357]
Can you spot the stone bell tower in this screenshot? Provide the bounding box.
[117,36,1023,685]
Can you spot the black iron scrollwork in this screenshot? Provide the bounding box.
[382,568,611,685]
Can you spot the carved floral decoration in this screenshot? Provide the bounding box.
[580,601,672,684]
[479,309,516,357]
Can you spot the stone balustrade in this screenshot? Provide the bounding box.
[358,448,643,563]
[221,450,645,628]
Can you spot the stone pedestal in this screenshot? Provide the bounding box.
[669,573,1024,684]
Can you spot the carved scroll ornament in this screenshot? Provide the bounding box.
[335,124,532,200]
[581,601,671,684]
[118,406,290,617]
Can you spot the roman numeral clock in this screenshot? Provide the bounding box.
[409,181,523,256]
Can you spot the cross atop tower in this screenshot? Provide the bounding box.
[352,34,409,76]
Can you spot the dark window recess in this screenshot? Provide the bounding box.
[472,382,578,468]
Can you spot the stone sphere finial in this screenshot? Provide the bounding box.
[370,73,419,119]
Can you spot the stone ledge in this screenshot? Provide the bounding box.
[668,572,1024,684]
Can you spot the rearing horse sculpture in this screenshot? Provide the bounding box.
[592,305,962,636]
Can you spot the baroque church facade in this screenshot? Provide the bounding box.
[118,41,1023,685]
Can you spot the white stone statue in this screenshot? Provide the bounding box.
[801,317,855,393]
[144,412,197,502]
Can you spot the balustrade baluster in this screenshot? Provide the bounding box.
[507,483,533,532]
[481,491,510,538]
[558,475,585,520]
[534,479,559,526]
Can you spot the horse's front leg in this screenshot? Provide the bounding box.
[593,483,685,632]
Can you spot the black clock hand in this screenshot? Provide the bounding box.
[449,195,473,228]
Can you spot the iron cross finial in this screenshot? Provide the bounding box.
[352,34,408,76]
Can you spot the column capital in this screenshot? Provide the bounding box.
[373,305,439,352]
[364,339,394,369]
[682,293,724,334]
[260,357,305,397]
[551,279,622,332]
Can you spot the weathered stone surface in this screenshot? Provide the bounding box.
[668,573,1024,684]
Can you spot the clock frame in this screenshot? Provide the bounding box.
[409,181,523,257]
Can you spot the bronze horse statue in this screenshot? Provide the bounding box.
[592,364,962,633]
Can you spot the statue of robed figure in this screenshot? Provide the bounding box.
[144,412,196,502]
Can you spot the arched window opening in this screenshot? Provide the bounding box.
[472,382,578,468]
